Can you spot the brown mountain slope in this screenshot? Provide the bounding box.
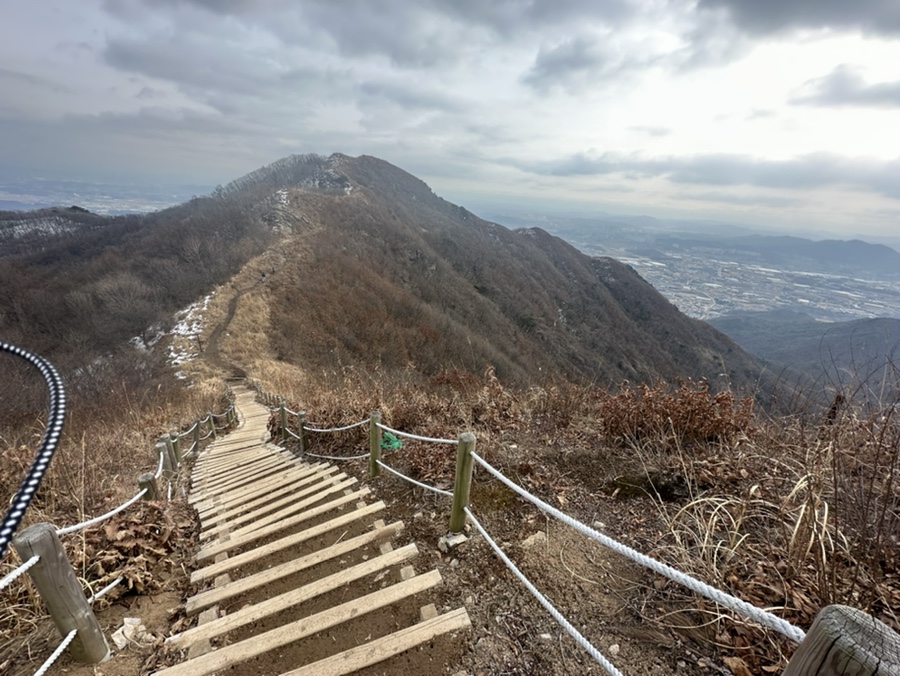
[239,153,766,391]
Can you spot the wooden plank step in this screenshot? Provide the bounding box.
[197,486,369,561]
[186,520,405,616]
[281,606,471,676]
[191,500,385,583]
[191,461,301,501]
[201,472,352,540]
[194,454,289,485]
[155,570,443,676]
[198,465,336,527]
[194,466,331,515]
[193,460,295,495]
[195,448,293,478]
[173,543,419,648]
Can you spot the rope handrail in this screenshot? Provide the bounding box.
[465,507,623,676]
[375,422,456,445]
[0,554,40,592]
[304,419,369,433]
[154,448,165,480]
[56,489,149,537]
[304,450,370,461]
[375,459,453,497]
[33,628,77,676]
[87,575,123,604]
[0,342,66,561]
[470,451,806,644]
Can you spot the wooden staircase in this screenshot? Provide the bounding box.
[155,387,470,675]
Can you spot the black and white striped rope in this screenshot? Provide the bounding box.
[471,451,806,643]
[465,506,624,676]
[375,459,453,497]
[0,554,40,592]
[375,422,456,445]
[34,628,77,676]
[0,342,66,561]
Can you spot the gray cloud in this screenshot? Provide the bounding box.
[698,0,900,36]
[521,37,609,92]
[630,126,671,137]
[521,152,900,200]
[792,65,900,108]
[675,190,806,208]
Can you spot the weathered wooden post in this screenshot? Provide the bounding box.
[279,400,288,444]
[162,434,178,470]
[208,413,217,440]
[783,604,900,675]
[13,523,110,664]
[449,433,477,533]
[157,440,173,478]
[369,412,382,478]
[138,472,159,500]
[297,411,308,455]
[192,419,201,453]
[170,434,182,465]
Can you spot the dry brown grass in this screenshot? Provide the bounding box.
[259,364,899,672]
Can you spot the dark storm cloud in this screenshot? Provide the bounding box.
[698,0,900,36]
[792,65,900,108]
[522,152,900,200]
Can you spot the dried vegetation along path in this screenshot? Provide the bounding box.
[155,386,470,675]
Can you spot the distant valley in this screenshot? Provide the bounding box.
[485,211,900,323]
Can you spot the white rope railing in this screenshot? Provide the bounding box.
[34,628,77,676]
[305,450,370,461]
[304,419,369,433]
[375,459,453,497]
[471,451,806,644]
[199,429,214,441]
[0,554,40,592]
[376,422,456,445]
[465,507,623,676]
[154,448,165,480]
[56,489,148,537]
[87,576,122,604]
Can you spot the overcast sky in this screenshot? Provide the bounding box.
[2,1,900,238]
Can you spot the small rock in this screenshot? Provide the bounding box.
[413,511,423,519]
[521,531,547,549]
[438,532,469,553]
[111,617,152,650]
[593,521,606,530]
[450,558,460,568]
[609,643,620,657]
[465,595,474,605]
[538,633,553,642]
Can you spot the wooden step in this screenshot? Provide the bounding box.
[202,475,356,542]
[173,543,419,648]
[281,606,471,676]
[198,465,337,528]
[193,465,322,511]
[186,520,405,616]
[196,487,370,561]
[155,570,444,676]
[191,500,386,583]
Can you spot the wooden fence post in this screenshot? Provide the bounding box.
[449,433,477,533]
[157,441,173,479]
[279,400,288,444]
[162,434,178,470]
[170,434,182,465]
[208,413,217,440]
[297,411,308,455]
[192,419,201,454]
[783,604,900,675]
[138,472,159,500]
[369,412,382,478]
[13,523,110,664]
